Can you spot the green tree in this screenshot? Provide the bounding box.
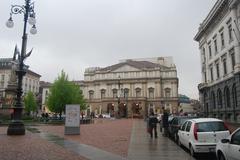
[24,91,37,115]
[47,71,86,118]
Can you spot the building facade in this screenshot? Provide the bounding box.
[178,95,200,115]
[194,0,240,122]
[0,58,41,106]
[80,57,179,118]
[39,81,52,113]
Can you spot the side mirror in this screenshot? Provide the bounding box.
[221,139,230,143]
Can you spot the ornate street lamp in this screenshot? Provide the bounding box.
[6,0,37,135]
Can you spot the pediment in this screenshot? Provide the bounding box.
[112,64,140,72]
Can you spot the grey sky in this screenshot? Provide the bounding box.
[0,0,217,99]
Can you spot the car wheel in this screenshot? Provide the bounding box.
[189,145,195,157]
[174,133,178,142]
[218,152,226,160]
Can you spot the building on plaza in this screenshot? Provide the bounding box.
[178,94,200,116]
[0,58,41,114]
[80,57,179,118]
[39,81,52,113]
[194,0,240,122]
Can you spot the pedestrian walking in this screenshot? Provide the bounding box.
[158,114,163,133]
[162,110,169,137]
[148,112,158,138]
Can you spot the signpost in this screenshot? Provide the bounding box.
[65,104,80,135]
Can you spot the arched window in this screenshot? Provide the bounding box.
[89,90,94,100]
[112,89,117,98]
[101,89,106,99]
[232,84,237,108]
[217,89,222,108]
[136,88,141,97]
[165,88,171,97]
[224,87,231,108]
[211,91,216,109]
[149,88,154,99]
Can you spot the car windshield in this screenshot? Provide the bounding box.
[197,121,228,132]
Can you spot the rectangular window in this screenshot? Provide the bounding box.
[197,122,228,132]
[0,75,4,87]
[186,121,192,132]
[220,32,225,48]
[230,48,235,71]
[208,44,212,59]
[124,89,129,98]
[223,59,227,75]
[228,24,233,42]
[214,39,218,54]
[136,89,141,97]
[149,88,154,99]
[101,90,105,99]
[89,92,94,100]
[202,48,206,63]
[113,90,117,98]
[204,71,207,83]
[210,67,214,81]
[216,63,220,79]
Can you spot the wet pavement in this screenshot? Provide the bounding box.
[1,119,218,160]
[38,132,126,160]
[127,119,194,160]
[127,119,217,160]
[31,119,217,160]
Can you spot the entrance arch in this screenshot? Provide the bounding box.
[118,103,127,118]
[132,103,142,118]
[107,103,114,117]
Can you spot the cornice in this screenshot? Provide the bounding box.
[83,77,178,85]
[229,0,240,9]
[84,68,177,76]
[194,0,229,41]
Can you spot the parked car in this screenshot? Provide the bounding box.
[178,118,230,157]
[216,127,240,160]
[168,116,197,142]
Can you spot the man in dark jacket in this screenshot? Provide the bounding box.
[148,112,158,138]
[162,110,169,137]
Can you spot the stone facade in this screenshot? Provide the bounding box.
[0,58,41,106]
[39,81,51,113]
[79,57,179,118]
[195,0,240,122]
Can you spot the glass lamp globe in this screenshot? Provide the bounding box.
[28,16,36,25]
[6,18,14,28]
[30,25,37,35]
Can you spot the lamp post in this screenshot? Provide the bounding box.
[6,0,37,135]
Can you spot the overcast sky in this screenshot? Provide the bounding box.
[0,0,217,99]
